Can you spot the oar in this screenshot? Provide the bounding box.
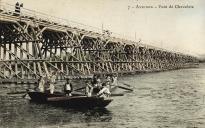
[74,87,86,91]
[7,91,27,95]
[111,93,124,96]
[122,83,132,87]
[117,85,134,91]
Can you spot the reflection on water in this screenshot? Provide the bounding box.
[1,63,205,128]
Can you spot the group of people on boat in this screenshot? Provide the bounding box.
[36,71,57,94]
[36,72,117,98]
[85,74,118,98]
[36,71,74,95]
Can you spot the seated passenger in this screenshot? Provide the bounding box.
[92,74,101,86]
[64,79,73,96]
[105,75,112,90]
[105,75,111,83]
[91,74,98,86]
[92,78,102,95]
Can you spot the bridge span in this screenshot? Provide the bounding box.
[0,3,199,83]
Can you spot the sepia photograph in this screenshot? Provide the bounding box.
[0,0,205,128]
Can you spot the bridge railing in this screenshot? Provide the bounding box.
[0,2,138,40]
[0,2,103,33]
[0,2,155,43]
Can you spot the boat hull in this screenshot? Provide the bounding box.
[28,92,112,108]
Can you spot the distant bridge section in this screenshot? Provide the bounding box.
[0,3,199,83]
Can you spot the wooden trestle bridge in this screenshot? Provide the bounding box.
[0,3,199,83]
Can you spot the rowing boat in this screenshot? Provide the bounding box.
[28,91,112,108]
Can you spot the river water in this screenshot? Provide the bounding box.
[0,63,205,128]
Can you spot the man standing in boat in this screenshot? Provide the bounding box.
[48,71,56,94]
[37,75,46,92]
[64,78,73,96]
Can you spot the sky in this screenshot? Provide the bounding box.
[1,0,205,57]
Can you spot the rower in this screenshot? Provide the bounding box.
[64,79,73,96]
[111,75,118,87]
[97,81,111,98]
[85,81,93,97]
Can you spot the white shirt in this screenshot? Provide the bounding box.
[65,84,71,91]
[50,75,56,83]
[98,87,111,98]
